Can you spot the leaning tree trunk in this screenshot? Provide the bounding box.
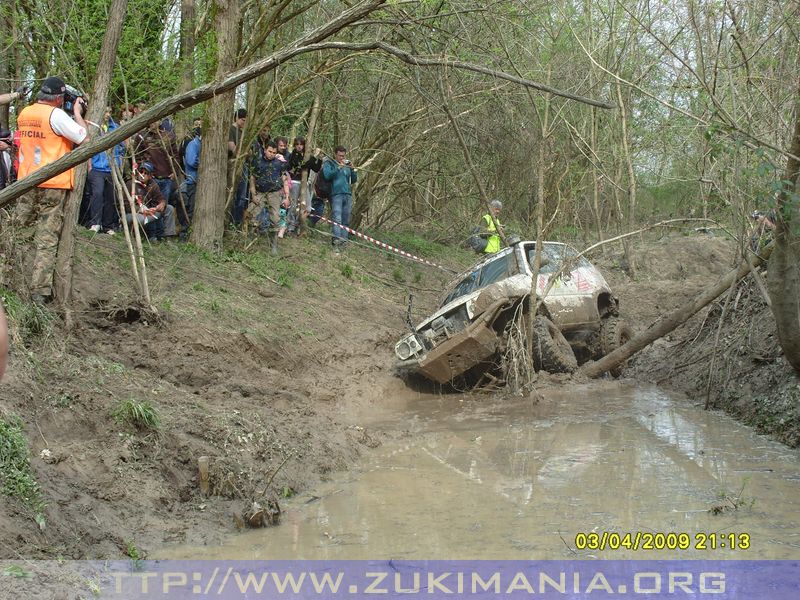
[767,82,800,374]
[191,0,241,252]
[583,246,773,378]
[53,0,128,310]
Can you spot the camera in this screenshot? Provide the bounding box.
[63,84,87,118]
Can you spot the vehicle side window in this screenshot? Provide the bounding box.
[478,252,513,287]
[442,271,479,305]
[440,252,516,307]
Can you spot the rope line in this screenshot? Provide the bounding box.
[314,215,457,273]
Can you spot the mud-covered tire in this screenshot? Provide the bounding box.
[532,316,578,374]
[599,316,634,377]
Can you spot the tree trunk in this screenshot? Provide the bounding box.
[0,4,13,128]
[299,73,324,234]
[767,81,800,373]
[53,0,128,308]
[175,0,196,141]
[180,0,195,95]
[191,0,241,251]
[583,0,604,249]
[614,77,638,276]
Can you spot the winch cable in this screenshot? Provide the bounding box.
[310,215,460,274]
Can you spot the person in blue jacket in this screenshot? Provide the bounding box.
[178,125,202,240]
[87,107,125,234]
[321,145,357,251]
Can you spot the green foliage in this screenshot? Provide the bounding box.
[340,263,354,279]
[125,540,145,570]
[0,288,55,346]
[3,565,32,579]
[392,268,405,283]
[0,415,46,520]
[125,540,143,561]
[113,398,160,431]
[639,180,704,219]
[375,230,439,257]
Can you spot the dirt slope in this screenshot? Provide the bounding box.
[0,229,467,560]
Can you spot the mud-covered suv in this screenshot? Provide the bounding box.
[394,240,631,383]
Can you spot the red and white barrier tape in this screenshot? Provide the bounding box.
[315,215,455,273]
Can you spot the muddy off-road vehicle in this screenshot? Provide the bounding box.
[395,240,632,383]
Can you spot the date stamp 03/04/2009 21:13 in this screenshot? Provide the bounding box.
[574,532,751,552]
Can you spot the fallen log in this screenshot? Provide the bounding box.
[580,245,773,378]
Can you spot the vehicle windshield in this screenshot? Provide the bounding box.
[526,243,590,274]
[441,251,516,307]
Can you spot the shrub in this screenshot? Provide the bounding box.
[113,398,160,431]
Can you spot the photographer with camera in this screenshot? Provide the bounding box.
[16,76,89,304]
[321,145,357,252]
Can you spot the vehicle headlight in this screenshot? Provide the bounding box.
[465,297,477,320]
[395,334,423,360]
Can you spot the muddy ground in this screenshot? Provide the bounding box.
[591,232,799,447]
[0,227,797,561]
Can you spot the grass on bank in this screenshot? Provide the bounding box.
[0,414,46,527]
[113,398,161,431]
[0,288,55,346]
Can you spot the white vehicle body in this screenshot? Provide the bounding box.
[395,241,628,383]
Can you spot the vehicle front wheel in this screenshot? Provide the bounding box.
[532,315,578,374]
[598,316,634,377]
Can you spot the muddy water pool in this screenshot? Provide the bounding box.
[160,383,800,559]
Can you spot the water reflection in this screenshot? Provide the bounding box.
[160,384,800,560]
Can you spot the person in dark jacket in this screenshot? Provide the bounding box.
[125,162,168,241]
[286,137,322,234]
[248,139,289,254]
[134,121,178,203]
[0,128,15,190]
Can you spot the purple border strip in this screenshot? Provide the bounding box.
[2,560,799,599]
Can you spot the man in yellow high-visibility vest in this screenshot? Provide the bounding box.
[16,76,89,304]
[479,199,504,253]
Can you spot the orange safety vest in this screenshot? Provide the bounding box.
[17,103,75,190]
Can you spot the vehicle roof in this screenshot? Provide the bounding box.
[441,241,569,300]
[450,241,567,278]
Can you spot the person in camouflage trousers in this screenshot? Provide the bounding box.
[16,76,89,303]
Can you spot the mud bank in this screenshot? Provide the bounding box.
[0,229,797,561]
[598,233,800,447]
[0,231,465,560]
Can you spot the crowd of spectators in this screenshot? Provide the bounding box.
[0,77,363,300]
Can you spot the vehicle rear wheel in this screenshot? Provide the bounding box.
[599,316,634,377]
[532,315,578,374]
